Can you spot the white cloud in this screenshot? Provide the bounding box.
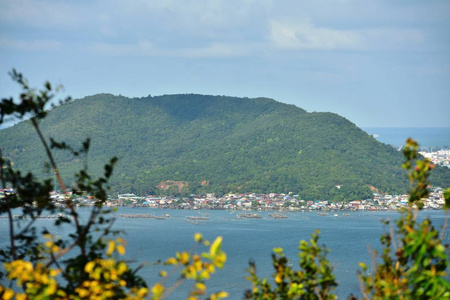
[89,40,248,58]
[90,41,157,56]
[178,42,249,58]
[269,19,424,51]
[0,0,85,28]
[270,19,360,50]
[112,0,271,40]
[0,38,61,51]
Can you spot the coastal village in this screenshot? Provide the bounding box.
[2,187,445,212]
[106,148,449,211]
[1,150,449,213]
[108,188,448,211]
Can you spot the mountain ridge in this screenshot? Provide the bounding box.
[1,93,449,200]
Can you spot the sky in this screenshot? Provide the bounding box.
[1,0,449,128]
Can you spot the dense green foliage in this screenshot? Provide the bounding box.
[1,93,450,200]
[357,139,450,299]
[245,231,337,299]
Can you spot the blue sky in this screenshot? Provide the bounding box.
[1,0,449,127]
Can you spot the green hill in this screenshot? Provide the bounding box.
[1,93,449,200]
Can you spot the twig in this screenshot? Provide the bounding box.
[14,212,43,239]
[49,250,64,276]
[6,207,16,260]
[31,118,67,196]
[97,217,116,241]
[30,117,85,256]
[357,273,369,300]
[315,287,323,300]
[389,220,397,252]
[440,209,448,240]
[0,151,16,259]
[131,262,146,276]
[160,262,182,286]
[160,277,185,300]
[46,241,77,268]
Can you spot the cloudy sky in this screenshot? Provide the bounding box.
[1,0,449,127]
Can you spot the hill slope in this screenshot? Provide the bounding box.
[1,94,448,200]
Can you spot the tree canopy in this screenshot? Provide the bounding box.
[3,93,448,200]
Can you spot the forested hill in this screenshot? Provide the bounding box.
[1,93,449,200]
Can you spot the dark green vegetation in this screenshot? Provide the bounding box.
[1,93,449,200]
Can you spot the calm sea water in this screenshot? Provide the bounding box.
[3,208,447,299]
[362,127,450,148]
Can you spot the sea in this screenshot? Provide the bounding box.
[2,208,448,299]
[362,127,450,149]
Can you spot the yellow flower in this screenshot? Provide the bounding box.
[209,237,222,256]
[1,287,14,300]
[158,270,167,278]
[151,283,164,298]
[165,257,177,265]
[195,282,206,292]
[194,233,203,242]
[117,244,126,256]
[107,240,115,256]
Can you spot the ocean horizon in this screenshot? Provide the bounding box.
[362,127,450,148]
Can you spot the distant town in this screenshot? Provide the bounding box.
[2,187,445,213]
[419,148,450,169]
[108,187,447,211]
[1,149,448,212]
